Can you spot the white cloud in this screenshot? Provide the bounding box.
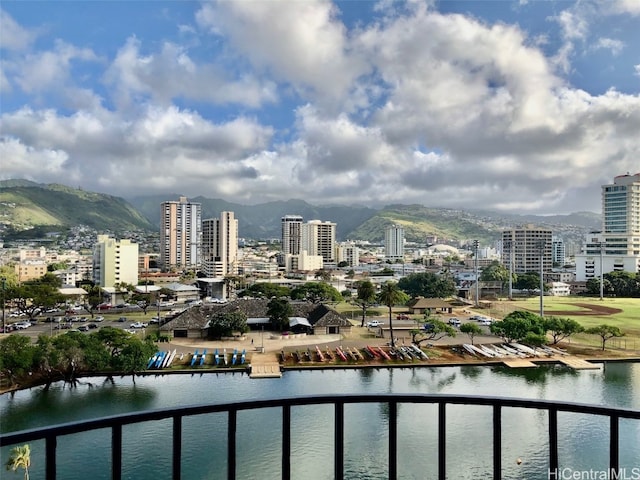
[0,9,38,51]
[104,36,277,109]
[592,37,625,55]
[195,0,368,110]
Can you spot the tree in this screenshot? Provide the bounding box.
[514,272,541,293]
[490,311,544,343]
[586,325,624,351]
[267,298,293,332]
[353,280,376,327]
[543,317,584,345]
[5,444,30,480]
[377,281,409,348]
[460,322,483,345]
[208,312,249,339]
[479,261,510,283]
[412,319,456,345]
[290,282,341,304]
[239,282,290,299]
[0,335,35,386]
[7,274,65,320]
[314,269,332,282]
[397,272,456,298]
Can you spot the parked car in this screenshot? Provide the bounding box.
[94,316,104,322]
[130,322,148,329]
[117,316,127,322]
[13,321,31,330]
[396,314,410,320]
[448,318,461,326]
[77,325,89,332]
[366,320,383,328]
[479,318,494,326]
[149,317,160,324]
[87,323,98,329]
[55,323,71,330]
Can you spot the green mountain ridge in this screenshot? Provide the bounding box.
[0,180,601,243]
[0,181,154,234]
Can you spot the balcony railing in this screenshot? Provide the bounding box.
[1,394,639,480]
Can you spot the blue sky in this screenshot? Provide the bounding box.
[1,0,639,214]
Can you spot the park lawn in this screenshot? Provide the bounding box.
[494,297,640,349]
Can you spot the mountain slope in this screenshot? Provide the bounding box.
[0,182,155,232]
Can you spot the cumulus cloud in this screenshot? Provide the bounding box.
[0,9,38,51]
[1,1,639,214]
[104,37,277,109]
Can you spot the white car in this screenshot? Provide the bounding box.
[480,318,494,326]
[448,318,461,326]
[94,316,105,322]
[130,322,148,329]
[366,320,383,328]
[13,321,31,329]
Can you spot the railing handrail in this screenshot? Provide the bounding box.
[2,394,639,480]
[3,393,639,446]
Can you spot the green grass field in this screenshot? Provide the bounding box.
[491,297,640,350]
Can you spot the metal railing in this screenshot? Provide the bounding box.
[1,394,639,480]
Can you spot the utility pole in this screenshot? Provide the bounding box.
[1,277,6,333]
[539,241,545,319]
[473,240,479,307]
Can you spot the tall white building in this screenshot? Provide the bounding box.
[302,220,336,264]
[576,173,640,281]
[160,197,201,270]
[501,225,553,275]
[335,242,360,267]
[281,215,304,255]
[93,235,139,287]
[201,211,238,278]
[385,224,405,260]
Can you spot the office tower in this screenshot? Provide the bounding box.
[385,225,405,260]
[576,173,640,281]
[160,197,201,270]
[302,220,336,264]
[552,238,565,266]
[93,235,139,287]
[501,225,553,275]
[202,211,238,277]
[281,215,304,255]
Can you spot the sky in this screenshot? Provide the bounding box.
[1,0,639,215]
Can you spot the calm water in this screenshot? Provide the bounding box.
[1,363,639,480]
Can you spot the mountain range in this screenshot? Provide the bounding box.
[0,180,601,244]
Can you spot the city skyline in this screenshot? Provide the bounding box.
[1,1,639,215]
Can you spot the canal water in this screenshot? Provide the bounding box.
[1,362,639,479]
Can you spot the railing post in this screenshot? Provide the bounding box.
[438,402,446,480]
[493,404,502,480]
[45,434,57,480]
[112,423,122,480]
[389,401,397,480]
[173,415,182,480]
[335,402,344,480]
[228,409,237,480]
[610,415,619,474]
[548,408,558,477]
[282,404,291,480]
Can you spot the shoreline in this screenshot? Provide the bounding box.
[3,345,639,395]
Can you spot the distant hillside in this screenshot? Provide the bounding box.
[0,181,155,234]
[0,179,601,244]
[129,195,378,240]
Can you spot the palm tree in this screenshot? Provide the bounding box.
[6,444,31,480]
[377,281,408,348]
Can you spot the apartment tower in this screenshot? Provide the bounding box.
[302,220,336,264]
[93,235,139,287]
[281,215,304,255]
[501,225,553,275]
[385,224,405,260]
[202,211,238,277]
[576,173,640,281]
[160,197,201,270]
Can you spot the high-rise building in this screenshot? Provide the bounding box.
[302,220,336,264]
[93,235,139,287]
[385,225,405,260]
[501,225,553,275]
[281,215,304,255]
[202,211,238,277]
[552,238,565,266]
[576,173,640,281]
[160,197,201,270]
[335,242,360,267]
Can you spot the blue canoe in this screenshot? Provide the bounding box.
[190,349,199,367]
[199,349,207,366]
